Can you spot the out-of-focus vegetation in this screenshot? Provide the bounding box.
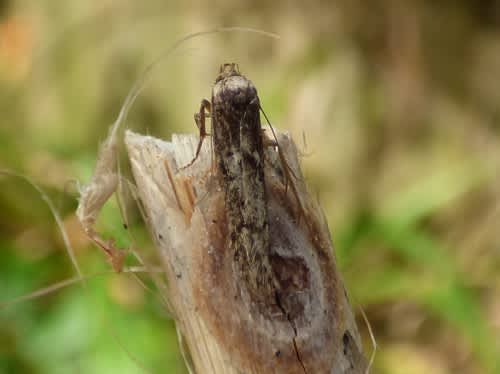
[1,1,499,373]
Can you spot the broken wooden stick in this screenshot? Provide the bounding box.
[77,62,368,373]
[123,128,367,373]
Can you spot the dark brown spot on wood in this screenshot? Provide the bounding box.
[271,254,310,320]
[343,331,350,355]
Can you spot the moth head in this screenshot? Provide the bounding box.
[216,63,241,82]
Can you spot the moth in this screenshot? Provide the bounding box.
[187,63,277,301]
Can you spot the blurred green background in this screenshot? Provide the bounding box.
[1,1,500,373]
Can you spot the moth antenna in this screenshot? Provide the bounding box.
[259,106,299,181]
[258,107,306,220]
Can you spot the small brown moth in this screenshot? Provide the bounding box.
[188,63,278,302]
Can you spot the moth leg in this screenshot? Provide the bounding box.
[182,99,211,169]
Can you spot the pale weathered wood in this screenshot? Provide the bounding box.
[124,128,367,374]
